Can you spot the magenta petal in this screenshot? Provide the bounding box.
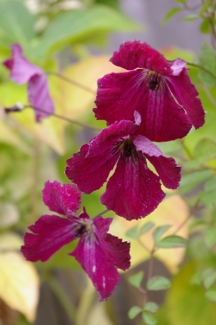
[66,120,137,193]
[70,216,130,301]
[28,74,55,121]
[147,155,181,189]
[134,135,181,189]
[94,70,142,125]
[166,71,205,129]
[42,181,81,217]
[94,70,192,141]
[21,215,74,262]
[110,41,171,73]
[101,156,166,220]
[3,44,41,84]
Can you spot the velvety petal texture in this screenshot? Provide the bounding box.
[101,156,166,220]
[21,215,75,262]
[66,120,138,193]
[66,119,181,219]
[3,44,55,122]
[42,180,81,217]
[94,41,205,141]
[71,215,130,301]
[21,181,130,301]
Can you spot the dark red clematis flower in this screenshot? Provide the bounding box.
[3,44,55,122]
[21,180,130,301]
[94,41,205,142]
[66,113,181,220]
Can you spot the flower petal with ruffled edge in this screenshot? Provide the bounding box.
[21,215,75,262]
[134,135,181,189]
[94,41,204,141]
[65,120,138,193]
[42,180,81,217]
[70,214,130,301]
[3,44,55,122]
[101,156,166,220]
[21,180,130,300]
[66,118,181,219]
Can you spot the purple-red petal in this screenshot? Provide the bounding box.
[110,41,171,74]
[28,74,55,121]
[42,180,81,217]
[70,215,130,301]
[101,155,166,220]
[134,135,181,189]
[3,44,41,84]
[21,215,74,262]
[166,71,205,129]
[94,70,192,141]
[66,120,137,193]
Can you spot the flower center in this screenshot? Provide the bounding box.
[114,138,138,163]
[73,219,96,243]
[147,72,161,91]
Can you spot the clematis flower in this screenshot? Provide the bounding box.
[66,112,181,220]
[21,180,130,301]
[94,41,205,142]
[3,44,54,122]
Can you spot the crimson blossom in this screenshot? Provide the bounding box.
[21,180,130,301]
[3,44,54,122]
[94,41,205,142]
[66,112,181,220]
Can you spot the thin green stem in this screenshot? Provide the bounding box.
[47,71,95,95]
[94,209,109,217]
[23,105,101,131]
[186,61,216,80]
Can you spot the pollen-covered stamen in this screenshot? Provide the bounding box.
[113,138,138,163]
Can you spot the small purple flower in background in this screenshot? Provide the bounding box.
[66,112,181,220]
[94,41,205,142]
[3,44,55,122]
[21,180,130,301]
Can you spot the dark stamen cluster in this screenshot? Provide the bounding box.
[148,73,161,91]
[113,138,138,163]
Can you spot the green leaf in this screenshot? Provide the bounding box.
[0,0,34,46]
[199,185,216,208]
[128,271,144,288]
[205,227,216,247]
[194,138,216,164]
[205,287,216,302]
[166,261,216,325]
[156,235,187,248]
[175,0,186,3]
[202,269,216,289]
[179,170,212,195]
[153,225,171,243]
[183,14,199,21]
[128,306,142,319]
[144,302,159,313]
[139,222,155,236]
[147,276,171,291]
[190,272,202,286]
[34,5,139,58]
[198,42,216,87]
[200,19,210,34]
[161,7,181,25]
[142,312,157,325]
[199,1,211,16]
[126,225,138,239]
